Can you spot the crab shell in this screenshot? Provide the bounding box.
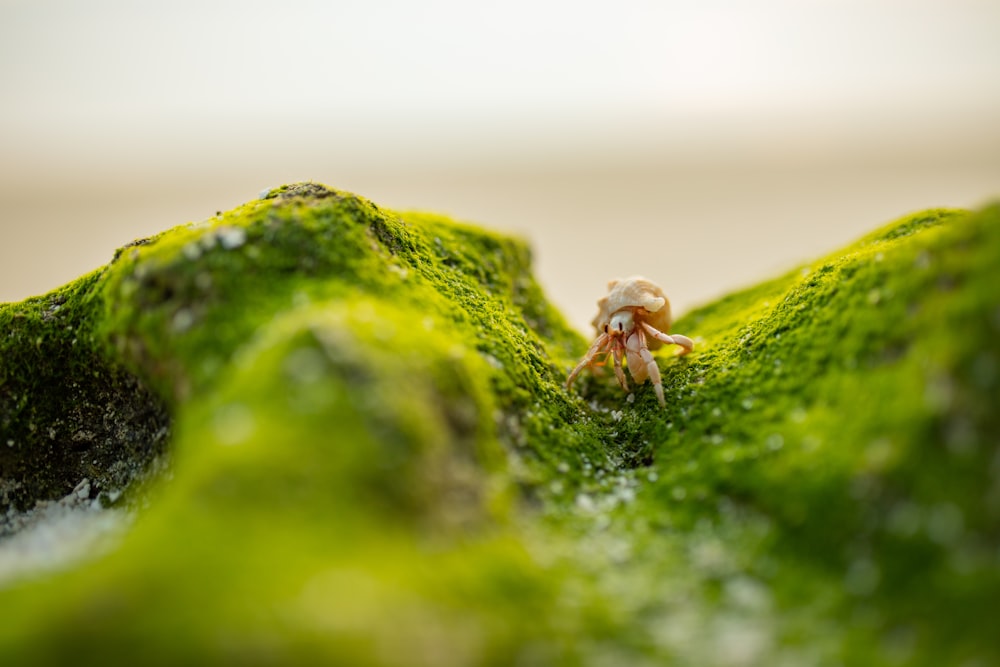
[591,276,673,350]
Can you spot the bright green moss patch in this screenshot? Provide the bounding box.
[1,184,998,666]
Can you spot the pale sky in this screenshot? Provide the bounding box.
[3,1,998,144]
[2,1,999,331]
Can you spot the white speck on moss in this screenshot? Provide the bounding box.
[182,243,202,261]
[73,478,90,500]
[691,536,728,573]
[479,353,504,370]
[724,576,772,612]
[714,615,773,667]
[575,494,596,513]
[171,308,196,333]
[615,486,636,504]
[217,227,247,250]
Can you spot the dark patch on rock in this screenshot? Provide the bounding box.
[0,356,170,514]
[262,182,344,201]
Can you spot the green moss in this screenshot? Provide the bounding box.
[1,184,998,666]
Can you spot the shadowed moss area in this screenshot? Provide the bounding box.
[1,183,998,665]
[0,270,170,514]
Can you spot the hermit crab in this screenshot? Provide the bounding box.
[566,277,693,407]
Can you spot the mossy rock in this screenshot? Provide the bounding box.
[1,183,997,665]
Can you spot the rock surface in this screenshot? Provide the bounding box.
[1,183,998,665]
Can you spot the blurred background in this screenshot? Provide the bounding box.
[1,0,998,333]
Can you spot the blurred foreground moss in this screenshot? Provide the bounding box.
[1,183,998,665]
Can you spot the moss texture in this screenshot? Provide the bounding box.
[1,183,998,665]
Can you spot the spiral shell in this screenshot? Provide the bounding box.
[590,277,673,349]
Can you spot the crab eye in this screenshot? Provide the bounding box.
[603,324,609,333]
[617,322,624,332]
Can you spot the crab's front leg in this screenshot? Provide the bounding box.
[611,338,629,392]
[627,330,666,407]
[640,322,694,356]
[566,332,610,389]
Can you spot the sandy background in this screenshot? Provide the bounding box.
[2,1,998,333]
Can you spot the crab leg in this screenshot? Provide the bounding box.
[640,322,694,356]
[566,332,610,388]
[623,330,665,406]
[636,336,666,407]
[611,340,629,391]
[592,348,614,368]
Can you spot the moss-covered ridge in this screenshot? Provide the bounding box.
[1,183,998,665]
[98,185,544,523]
